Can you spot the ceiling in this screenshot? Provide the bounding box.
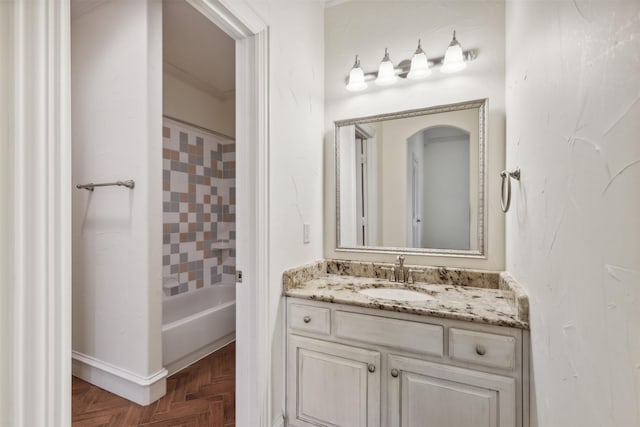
[163,0,235,101]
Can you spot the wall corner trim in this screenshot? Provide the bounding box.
[271,414,285,427]
[3,0,72,424]
[72,351,168,406]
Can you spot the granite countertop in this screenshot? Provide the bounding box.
[283,260,529,330]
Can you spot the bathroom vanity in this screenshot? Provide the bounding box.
[300,94,529,426]
[283,260,529,427]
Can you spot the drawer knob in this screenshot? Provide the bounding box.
[475,345,486,356]
[303,316,311,324]
[390,368,399,378]
[368,364,376,373]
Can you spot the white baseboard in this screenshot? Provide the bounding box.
[72,351,168,406]
[164,332,235,376]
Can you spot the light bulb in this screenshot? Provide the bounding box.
[407,40,431,80]
[375,48,397,86]
[345,55,367,92]
[441,30,467,74]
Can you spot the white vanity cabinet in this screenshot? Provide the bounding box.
[286,298,528,427]
[287,335,381,427]
[387,355,515,427]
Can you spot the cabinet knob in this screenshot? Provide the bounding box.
[475,345,486,356]
[390,368,399,378]
[368,364,376,373]
[303,316,311,324]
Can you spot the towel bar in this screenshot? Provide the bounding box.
[76,180,135,191]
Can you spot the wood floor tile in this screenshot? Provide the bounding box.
[72,342,235,427]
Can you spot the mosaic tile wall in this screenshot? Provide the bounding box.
[162,118,236,297]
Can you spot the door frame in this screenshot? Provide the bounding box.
[1,0,271,425]
[409,153,422,247]
[171,2,272,425]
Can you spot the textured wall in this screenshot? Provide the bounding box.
[505,1,640,425]
[162,119,236,296]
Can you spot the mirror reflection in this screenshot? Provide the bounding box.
[336,99,486,256]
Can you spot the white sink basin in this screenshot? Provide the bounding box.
[358,288,435,302]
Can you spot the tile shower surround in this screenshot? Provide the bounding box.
[162,119,235,296]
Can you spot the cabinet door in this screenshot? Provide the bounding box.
[387,355,516,427]
[287,335,381,427]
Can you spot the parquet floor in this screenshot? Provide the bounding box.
[72,342,235,426]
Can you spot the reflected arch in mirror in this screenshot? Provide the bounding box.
[405,125,472,250]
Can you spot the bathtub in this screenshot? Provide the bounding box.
[162,284,236,375]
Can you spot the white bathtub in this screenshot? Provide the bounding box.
[162,284,236,375]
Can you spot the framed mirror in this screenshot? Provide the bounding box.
[335,99,487,257]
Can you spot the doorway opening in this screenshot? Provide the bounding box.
[69,0,270,425]
[161,0,237,377]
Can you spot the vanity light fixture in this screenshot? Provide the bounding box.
[375,48,398,86]
[441,30,467,74]
[407,40,431,80]
[343,31,477,92]
[346,55,368,92]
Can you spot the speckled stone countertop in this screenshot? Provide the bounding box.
[283,260,529,330]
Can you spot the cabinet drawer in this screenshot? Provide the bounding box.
[449,328,516,370]
[289,304,330,335]
[335,311,443,357]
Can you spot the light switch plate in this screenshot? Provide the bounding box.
[303,223,310,244]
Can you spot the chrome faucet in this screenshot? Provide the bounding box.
[395,255,406,283]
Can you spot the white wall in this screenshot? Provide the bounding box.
[0,0,12,419]
[71,0,164,401]
[243,0,326,423]
[505,1,640,425]
[325,0,506,270]
[163,72,236,137]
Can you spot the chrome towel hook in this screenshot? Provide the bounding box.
[500,169,520,213]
